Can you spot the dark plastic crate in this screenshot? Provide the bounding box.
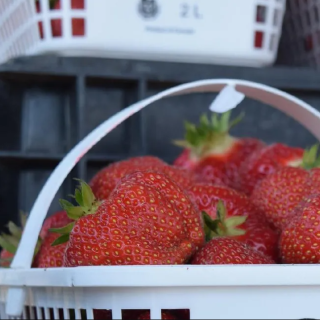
[0,56,320,231]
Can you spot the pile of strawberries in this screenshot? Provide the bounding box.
[1,111,320,319]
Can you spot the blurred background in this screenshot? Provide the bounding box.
[0,0,320,230]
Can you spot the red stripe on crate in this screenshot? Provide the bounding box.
[254,31,264,48]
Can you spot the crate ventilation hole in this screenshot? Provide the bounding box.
[254,4,280,50]
[36,0,86,39]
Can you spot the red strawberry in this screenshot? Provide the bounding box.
[34,211,72,268]
[191,158,230,187]
[0,212,33,267]
[160,164,205,189]
[187,183,266,222]
[33,232,67,268]
[235,214,279,261]
[0,250,14,268]
[238,143,304,195]
[53,175,204,267]
[90,156,199,200]
[191,237,274,265]
[138,310,176,320]
[0,211,71,268]
[40,210,72,239]
[251,145,320,230]
[90,156,164,198]
[190,186,279,261]
[280,194,320,264]
[173,112,264,189]
[193,137,265,189]
[173,149,194,169]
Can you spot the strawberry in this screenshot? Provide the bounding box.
[189,185,279,261]
[238,143,304,195]
[0,211,71,268]
[187,183,268,223]
[251,145,320,230]
[90,156,199,200]
[33,211,72,268]
[173,149,194,169]
[191,158,230,187]
[0,212,39,268]
[173,112,264,189]
[90,156,165,198]
[0,250,14,268]
[53,175,205,267]
[191,237,274,265]
[234,213,279,261]
[160,164,205,189]
[280,194,320,264]
[40,210,72,239]
[33,232,67,268]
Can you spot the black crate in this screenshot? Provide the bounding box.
[0,56,320,230]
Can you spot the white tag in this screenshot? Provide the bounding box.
[209,85,245,113]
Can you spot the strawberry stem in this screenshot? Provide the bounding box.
[202,200,247,242]
[59,179,102,219]
[301,144,320,170]
[173,111,244,158]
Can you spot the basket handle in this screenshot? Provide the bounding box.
[10,78,320,269]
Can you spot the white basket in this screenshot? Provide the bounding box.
[0,0,286,67]
[1,79,320,320]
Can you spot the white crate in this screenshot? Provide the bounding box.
[0,0,286,67]
[1,79,320,319]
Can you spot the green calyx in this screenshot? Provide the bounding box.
[0,211,42,268]
[50,179,102,246]
[202,200,247,242]
[173,111,244,158]
[301,144,320,170]
[0,211,27,256]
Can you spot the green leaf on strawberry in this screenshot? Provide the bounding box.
[0,235,17,255]
[301,143,320,170]
[173,111,244,158]
[49,222,75,235]
[0,212,42,267]
[53,179,103,246]
[51,233,70,247]
[202,200,247,241]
